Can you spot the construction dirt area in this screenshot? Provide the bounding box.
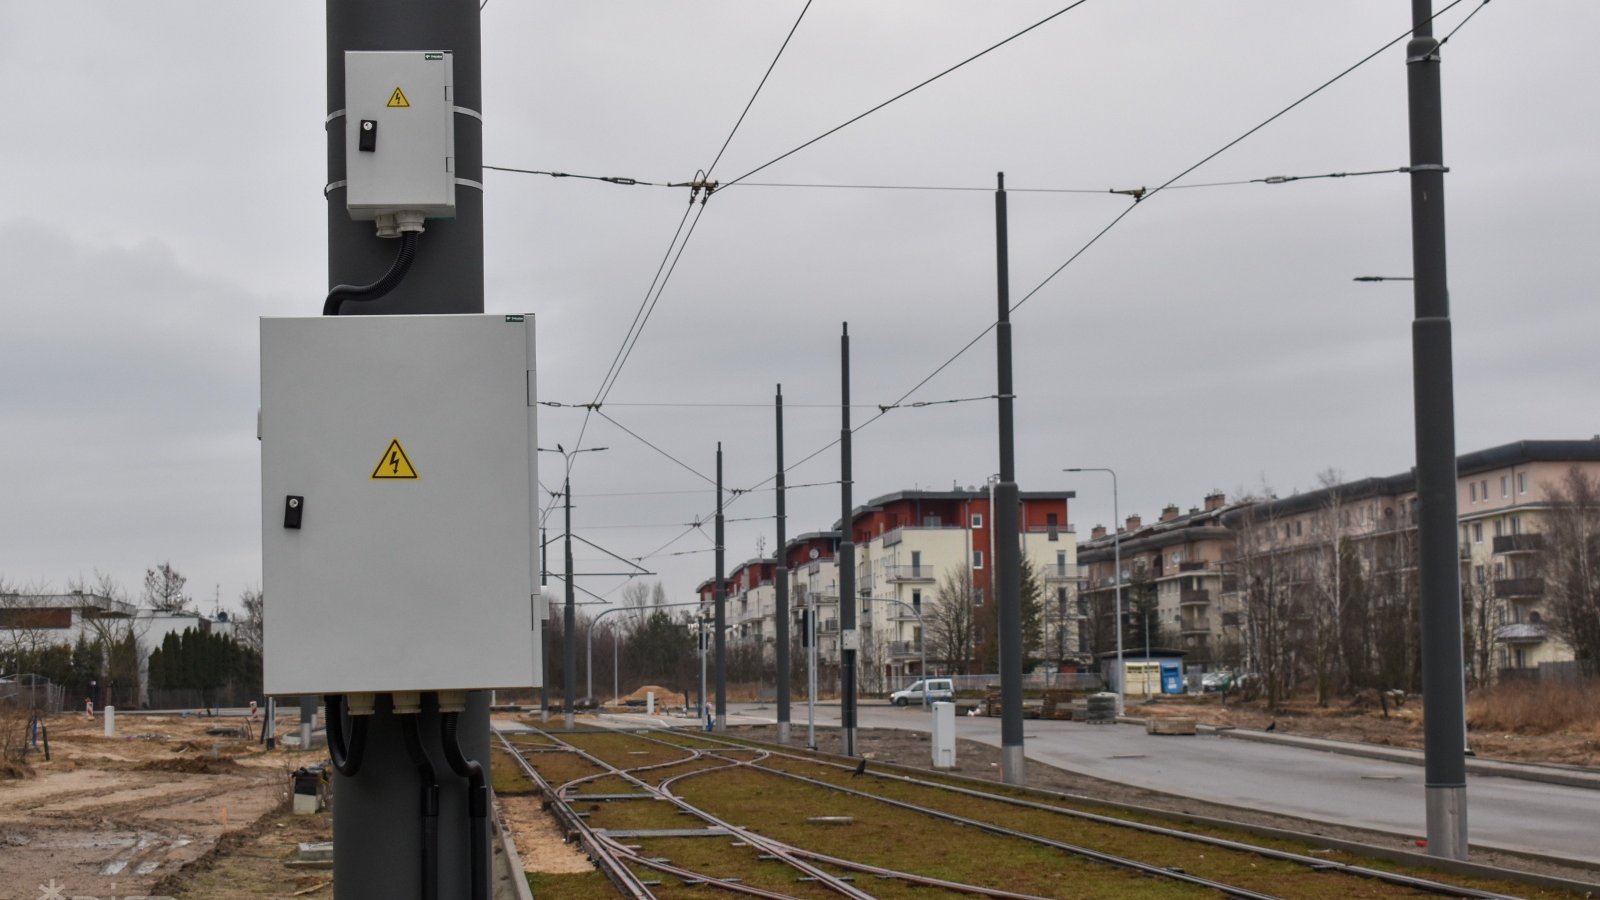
[0,710,317,899]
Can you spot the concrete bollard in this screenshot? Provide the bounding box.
[646,691,655,716]
[103,705,115,737]
[931,702,955,769]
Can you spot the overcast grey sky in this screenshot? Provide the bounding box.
[3,2,1597,615]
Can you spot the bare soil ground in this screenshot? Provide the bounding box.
[0,712,306,898]
[728,723,1600,890]
[1126,690,1600,767]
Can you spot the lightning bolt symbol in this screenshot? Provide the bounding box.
[390,450,400,474]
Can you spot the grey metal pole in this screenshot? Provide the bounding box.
[714,444,727,731]
[1112,476,1123,714]
[775,385,791,744]
[613,627,619,705]
[839,324,858,757]
[1406,0,1468,860]
[586,616,593,705]
[993,173,1025,786]
[700,617,709,725]
[807,604,818,749]
[325,4,488,896]
[564,476,576,730]
[540,526,549,721]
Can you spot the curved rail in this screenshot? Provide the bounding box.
[495,731,656,900]
[649,729,1520,900]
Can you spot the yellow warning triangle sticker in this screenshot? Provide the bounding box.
[371,438,419,479]
[387,86,410,108]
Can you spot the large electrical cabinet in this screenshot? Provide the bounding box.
[260,314,539,696]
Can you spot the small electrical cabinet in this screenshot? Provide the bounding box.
[344,50,456,220]
[260,314,539,696]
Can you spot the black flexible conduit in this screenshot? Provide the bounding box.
[400,712,440,900]
[323,230,419,316]
[441,711,488,900]
[323,694,368,777]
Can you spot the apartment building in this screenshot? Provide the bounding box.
[1076,491,1237,672]
[1218,439,1600,686]
[838,488,1076,686]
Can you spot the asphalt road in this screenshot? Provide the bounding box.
[724,701,1600,865]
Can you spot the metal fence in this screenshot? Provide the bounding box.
[0,674,66,713]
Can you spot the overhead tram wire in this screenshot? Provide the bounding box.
[666,0,1484,539]
[721,0,1094,189]
[591,1,812,410]
[548,6,815,504]
[548,3,1483,578]
[703,0,814,180]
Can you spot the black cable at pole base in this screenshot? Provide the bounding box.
[323,231,420,316]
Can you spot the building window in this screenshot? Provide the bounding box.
[1046,512,1059,541]
[1469,483,1477,502]
[1295,520,1302,537]
[1474,565,1485,584]
[971,513,983,529]
[1493,519,1504,538]
[1518,472,1528,494]
[1473,522,1483,543]
[911,590,921,609]
[1056,550,1068,576]
[1481,479,1489,501]
[973,550,984,569]
[1511,515,1521,535]
[974,587,985,606]
[1501,475,1509,498]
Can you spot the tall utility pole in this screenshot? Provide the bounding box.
[714,443,727,731]
[1406,0,1467,860]
[540,526,549,721]
[992,173,1025,786]
[775,385,791,744]
[325,4,487,898]
[839,324,858,757]
[563,477,577,730]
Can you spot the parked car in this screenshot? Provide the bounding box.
[1201,671,1261,694]
[890,678,954,706]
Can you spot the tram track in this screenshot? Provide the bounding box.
[500,724,1565,898]
[646,729,1522,900]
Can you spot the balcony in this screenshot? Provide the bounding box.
[1180,616,1211,636]
[820,618,839,634]
[885,564,936,583]
[1494,623,1548,644]
[1179,589,1210,607]
[1043,565,1076,583]
[1494,577,1545,600]
[1493,534,1544,555]
[1178,560,1211,573]
[888,640,919,658]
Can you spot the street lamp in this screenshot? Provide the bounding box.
[538,444,608,728]
[1064,467,1124,715]
[587,599,704,712]
[876,596,928,707]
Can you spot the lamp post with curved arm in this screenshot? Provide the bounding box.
[587,599,705,707]
[1064,467,1124,715]
[875,595,928,707]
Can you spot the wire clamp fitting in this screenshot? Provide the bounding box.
[1403,164,1450,174]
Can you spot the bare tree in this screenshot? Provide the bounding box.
[68,571,147,707]
[0,577,57,670]
[142,562,192,613]
[1540,466,1600,670]
[926,567,978,674]
[236,587,264,654]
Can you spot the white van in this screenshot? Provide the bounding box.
[889,678,954,706]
